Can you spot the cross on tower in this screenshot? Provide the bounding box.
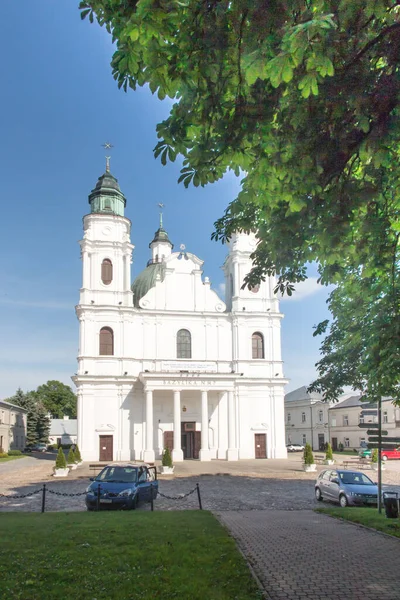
[101,142,114,172]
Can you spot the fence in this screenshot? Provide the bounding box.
[0,482,203,512]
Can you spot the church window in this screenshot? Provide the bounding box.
[252,332,264,359]
[177,329,191,359]
[99,327,114,355]
[101,259,113,285]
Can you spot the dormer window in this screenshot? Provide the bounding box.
[101,259,113,285]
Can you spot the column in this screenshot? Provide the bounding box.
[199,390,211,461]
[227,390,239,460]
[143,389,155,462]
[172,390,183,462]
[217,391,228,459]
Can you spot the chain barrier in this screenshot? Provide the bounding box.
[47,489,87,497]
[0,489,42,499]
[158,486,197,501]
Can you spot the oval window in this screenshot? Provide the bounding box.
[101,259,113,285]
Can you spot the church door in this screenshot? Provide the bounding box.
[99,435,113,461]
[254,434,267,458]
[163,431,174,452]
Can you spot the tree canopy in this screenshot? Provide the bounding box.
[8,388,50,446]
[33,381,77,419]
[80,1,399,400]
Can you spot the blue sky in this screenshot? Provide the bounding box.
[0,1,332,398]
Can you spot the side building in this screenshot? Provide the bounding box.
[0,400,27,452]
[284,386,331,451]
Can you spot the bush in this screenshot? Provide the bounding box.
[303,443,314,465]
[338,443,344,452]
[48,444,58,451]
[0,452,8,459]
[55,447,67,469]
[371,448,378,463]
[325,443,333,461]
[74,444,82,462]
[162,447,173,468]
[7,450,22,456]
[67,448,76,464]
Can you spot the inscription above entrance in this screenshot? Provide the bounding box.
[162,361,217,372]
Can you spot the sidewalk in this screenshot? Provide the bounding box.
[218,510,400,600]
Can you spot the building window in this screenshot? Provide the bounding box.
[301,412,306,423]
[252,332,264,359]
[99,327,114,355]
[177,329,191,359]
[287,413,291,423]
[343,415,349,426]
[302,434,306,445]
[318,410,323,423]
[383,411,388,424]
[101,259,113,285]
[344,437,350,448]
[359,415,364,424]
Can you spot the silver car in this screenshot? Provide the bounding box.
[315,469,378,507]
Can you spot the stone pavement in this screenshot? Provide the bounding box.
[218,510,400,600]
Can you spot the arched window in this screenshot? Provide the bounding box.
[101,259,113,285]
[252,332,264,359]
[99,327,114,355]
[177,329,191,359]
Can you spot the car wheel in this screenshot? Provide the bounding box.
[382,455,388,461]
[339,494,348,508]
[315,487,323,502]
[131,494,138,510]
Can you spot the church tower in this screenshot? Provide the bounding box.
[78,161,134,308]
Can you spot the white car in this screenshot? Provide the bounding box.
[287,443,305,452]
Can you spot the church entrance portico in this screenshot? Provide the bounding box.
[139,372,237,461]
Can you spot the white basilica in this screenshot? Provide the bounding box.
[73,163,288,462]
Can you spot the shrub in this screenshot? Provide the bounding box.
[303,443,314,465]
[7,450,22,456]
[55,447,67,469]
[49,444,58,451]
[371,448,378,463]
[0,452,8,459]
[338,443,344,452]
[67,448,76,464]
[74,444,82,462]
[162,447,173,468]
[325,443,333,461]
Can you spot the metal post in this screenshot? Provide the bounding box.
[196,483,202,510]
[150,484,154,511]
[378,395,382,514]
[41,483,46,513]
[97,483,101,511]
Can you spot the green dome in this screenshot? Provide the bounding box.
[149,227,173,248]
[88,170,127,216]
[131,262,165,308]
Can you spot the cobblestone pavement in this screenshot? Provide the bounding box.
[218,510,400,600]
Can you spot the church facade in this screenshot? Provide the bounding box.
[73,165,288,462]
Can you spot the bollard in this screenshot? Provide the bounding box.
[96,483,101,511]
[150,484,154,511]
[196,483,202,510]
[41,483,46,513]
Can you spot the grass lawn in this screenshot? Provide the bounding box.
[316,506,400,538]
[0,511,262,600]
[0,455,25,463]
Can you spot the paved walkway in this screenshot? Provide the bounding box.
[218,510,400,600]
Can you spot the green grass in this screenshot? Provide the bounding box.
[0,511,262,600]
[0,454,25,463]
[316,506,400,538]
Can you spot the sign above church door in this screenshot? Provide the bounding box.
[161,361,217,372]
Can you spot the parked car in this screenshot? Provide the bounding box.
[359,447,400,461]
[286,443,305,452]
[315,469,378,507]
[24,443,47,453]
[85,463,158,511]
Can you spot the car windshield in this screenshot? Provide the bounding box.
[96,466,138,483]
[339,472,374,486]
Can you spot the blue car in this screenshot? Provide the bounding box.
[315,469,378,507]
[85,463,158,511]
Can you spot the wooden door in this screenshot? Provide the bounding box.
[99,435,113,461]
[194,432,201,460]
[254,434,267,459]
[332,437,338,451]
[163,431,174,452]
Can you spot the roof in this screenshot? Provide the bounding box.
[131,261,165,308]
[0,400,27,412]
[50,419,77,436]
[88,170,127,213]
[329,396,365,410]
[149,227,173,248]
[285,386,324,403]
